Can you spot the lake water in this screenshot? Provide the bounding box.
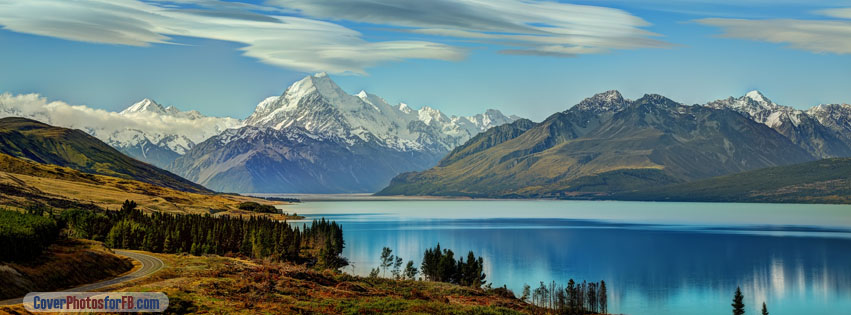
[282,200,851,315]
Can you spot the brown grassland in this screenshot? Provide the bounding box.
[1,247,535,315]
[0,239,134,300]
[0,153,300,219]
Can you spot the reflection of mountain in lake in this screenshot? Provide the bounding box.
[308,213,851,315]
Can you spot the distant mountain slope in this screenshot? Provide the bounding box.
[377,92,816,197]
[0,93,242,169]
[705,91,851,158]
[170,126,444,193]
[170,73,519,193]
[614,158,851,204]
[0,153,282,214]
[0,117,211,194]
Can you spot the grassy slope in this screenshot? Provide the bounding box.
[614,158,851,204]
[0,117,210,194]
[0,153,298,218]
[49,252,532,315]
[0,239,134,299]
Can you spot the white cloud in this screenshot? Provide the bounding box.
[271,0,670,56]
[0,0,667,74]
[0,0,464,74]
[0,92,241,148]
[696,8,851,54]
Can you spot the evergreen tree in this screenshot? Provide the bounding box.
[761,302,768,315]
[403,260,418,280]
[52,201,345,265]
[732,287,746,315]
[521,284,531,302]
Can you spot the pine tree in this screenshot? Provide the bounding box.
[761,302,768,315]
[732,287,745,315]
[380,247,393,277]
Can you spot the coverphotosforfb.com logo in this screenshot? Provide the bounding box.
[23,292,169,312]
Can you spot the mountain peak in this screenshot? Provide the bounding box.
[745,90,772,105]
[574,90,628,113]
[122,98,166,115]
[285,73,346,101]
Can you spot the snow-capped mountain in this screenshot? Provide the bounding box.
[808,103,851,140]
[0,93,242,169]
[705,91,851,158]
[572,90,630,114]
[244,73,518,152]
[170,73,520,193]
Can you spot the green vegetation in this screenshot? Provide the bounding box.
[0,239,133,299]
[256,196,301,203]
[0,208,60,262]
[65,200,347,269]
[732,287,745,315]
[237,201,279,213]
[616,158,851,204]
[43,253,532,315]
[420,244,487,288]
[0,117,210,193]
[523,279,608,314]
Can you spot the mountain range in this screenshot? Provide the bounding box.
[169,73,519,193]
[0,74,518,193]
[378,90,851,197]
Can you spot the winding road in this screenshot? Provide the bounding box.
[0,250,164,306]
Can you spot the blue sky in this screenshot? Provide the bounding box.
[1,0,850,121]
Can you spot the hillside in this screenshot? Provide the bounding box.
[0,251,532,314]
[0,117,210,194]
[0,239,133,299]
[0,153,292,216]
[614,158,851,204]
[378,92,816,197]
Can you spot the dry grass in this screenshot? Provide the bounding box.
[0,153,299,219]
[0,239,134,300]
[0,249,590,315]
[93,252,531,315]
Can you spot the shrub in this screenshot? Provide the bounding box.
[237,202,278,214]
[0,209,60,261]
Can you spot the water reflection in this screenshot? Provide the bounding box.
[290,201,851,315]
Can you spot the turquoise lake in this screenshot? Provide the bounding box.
[281,200,851,315]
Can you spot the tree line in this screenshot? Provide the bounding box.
[0,207,61,261]
[368,244,487,288]
[520,279,607,314]
[62,200,347,269]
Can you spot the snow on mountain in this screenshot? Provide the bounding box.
[705,91,851,158]
[112,98,242,155]
[244,73,518,153]
[705,90,805,128]
[808,103,851,138]
[0,93,242,168]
